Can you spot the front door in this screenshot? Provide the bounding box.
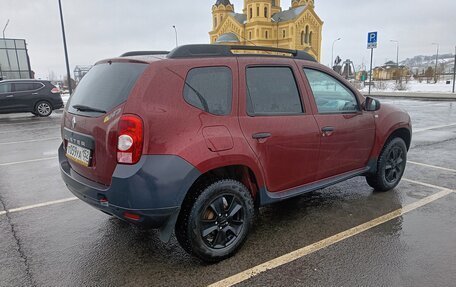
[238,58,321,193]
[302,67,376,180]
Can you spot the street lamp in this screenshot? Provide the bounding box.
[452,45,455,94]
[331,38,341,69]
[2,19,9,38]
[58,0,73,95]
[390,40,399,81]
[432,42,439,84]
[172,25,179,47]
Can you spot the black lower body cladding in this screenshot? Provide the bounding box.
[58,145,201,241]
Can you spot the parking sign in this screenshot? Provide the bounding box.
[367,32,378,49]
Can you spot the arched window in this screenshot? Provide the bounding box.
[265,31,269,39]
[264,7,268,18]
[305,26,309,44]
[309,31,313,45]
[257,6,260,17]
[282,30,286,38]
[214,17,217,28]
[301,31,305,45]
[249,8,253,19]
[249,31,252,39]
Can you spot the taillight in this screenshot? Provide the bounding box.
[51,87,60,94]
[117,115,143,165]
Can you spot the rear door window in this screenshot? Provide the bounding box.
[32,83,44,90]
[183,67,232,115]
[14,83,36,92]
[246,67,303,115]
[68,62,147,116]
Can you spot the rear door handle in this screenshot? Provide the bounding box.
[6,95,14,98]
[252,132,272,140]
[321,127,335,132]
[32,93,39,95]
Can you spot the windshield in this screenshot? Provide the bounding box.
[67,62,147,116]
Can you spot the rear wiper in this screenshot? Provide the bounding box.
[72,105,106,114]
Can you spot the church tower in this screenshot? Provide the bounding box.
[212,0,234,30]
[209,0,323,61]
[243,0,273,23]
[291,0,314,8]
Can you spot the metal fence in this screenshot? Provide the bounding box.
[0,38,32,80]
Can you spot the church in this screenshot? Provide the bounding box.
[209,0,323,61]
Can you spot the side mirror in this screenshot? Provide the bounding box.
[363,97,381,112]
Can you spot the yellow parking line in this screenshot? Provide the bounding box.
[208,188,454,287]
[408,161,456,173]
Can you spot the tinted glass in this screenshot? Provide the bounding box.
[68,62,147,115]
[0,83,12,93]
[14,83,35,92]
[304,69,359,113]
[183,67,232,115]
[246,67,303,115]
[33,83,44,90]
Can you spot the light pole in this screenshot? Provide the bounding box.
[172,26,178,47]
[432,42,439,84]
[58,0,72,95]
[390,40,399,81]
[452,45,455,94]
[331,38,341,69]
[2,19,9,38]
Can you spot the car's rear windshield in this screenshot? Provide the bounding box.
[67,62,147,116]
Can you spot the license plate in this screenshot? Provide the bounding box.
[66,142,91,167]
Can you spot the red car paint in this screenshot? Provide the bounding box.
[62,54,411,198]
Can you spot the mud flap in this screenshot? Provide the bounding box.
[158,209,180,242]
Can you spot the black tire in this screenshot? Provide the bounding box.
[176,179,254,263]
[34,101,53,117]
[366,137,407,192]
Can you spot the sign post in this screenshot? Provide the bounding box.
[367,32,378,95]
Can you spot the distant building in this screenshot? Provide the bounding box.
[373,61,410,80]
[209,0,323,61]
[0,38,33,80]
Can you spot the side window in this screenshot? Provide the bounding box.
[183,67,232,116]
[304,69,359,113]
[32,83,44,90]
[246,67,303,115]
[13,83,35,92]
[0,83,12,94]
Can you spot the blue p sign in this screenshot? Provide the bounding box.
[367,32,378,49]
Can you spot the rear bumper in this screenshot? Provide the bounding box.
[58,145,201,239]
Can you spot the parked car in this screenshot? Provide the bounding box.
[0,79,63,117]
[59,45,412,262]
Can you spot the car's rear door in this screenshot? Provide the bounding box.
[238,57,321,192]
[300,65,375,180]
[62,61,148,186]
[10,82,41,111]
[0,82,13,112]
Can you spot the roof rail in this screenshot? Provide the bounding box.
[120,51,170,57]
[166,44,316,62]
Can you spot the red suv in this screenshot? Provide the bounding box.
[59,45,411,262]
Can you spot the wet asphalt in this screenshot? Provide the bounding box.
[0,98,455,287]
